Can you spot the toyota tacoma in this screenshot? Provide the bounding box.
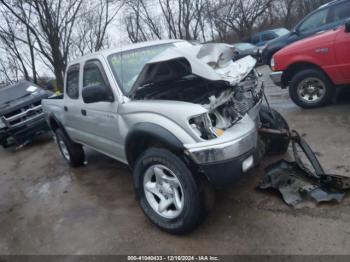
[42,40,289,234]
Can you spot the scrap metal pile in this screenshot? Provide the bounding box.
[258,107,350,207]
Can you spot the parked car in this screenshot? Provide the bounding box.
[42,40,290,234]
[270,21,350,108]
[247,28,290,47]
[0,81,53,148]
[262,0,350,65]
[233,42,260,62]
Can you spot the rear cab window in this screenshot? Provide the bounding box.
[66,64,80,99]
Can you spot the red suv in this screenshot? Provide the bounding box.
[270,20,350,108]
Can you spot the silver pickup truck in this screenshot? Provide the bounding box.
[42,40,287,234]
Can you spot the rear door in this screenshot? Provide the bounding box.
[64,64,83,141]
[334,27,350,82]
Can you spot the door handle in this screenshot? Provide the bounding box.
[81,109,87,116]
[64,106,68,112]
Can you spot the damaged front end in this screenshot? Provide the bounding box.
[126,43,263,141]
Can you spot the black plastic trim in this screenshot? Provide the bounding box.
[125,123,184,167]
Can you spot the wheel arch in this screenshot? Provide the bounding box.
[47,114,71,140]
[125,123,185,168]
[282,62,334,88]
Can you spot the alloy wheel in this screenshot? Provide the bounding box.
[143,164,184,219]
[297,77,326,103]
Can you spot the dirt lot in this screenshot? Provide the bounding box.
[1,66,350,255]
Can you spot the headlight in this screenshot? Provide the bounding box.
[189,113,218,140]
[0,118,6,129]
[186,147,226,163]
[270,58,276,71]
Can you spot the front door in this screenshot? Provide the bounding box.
[335,27,350,83]
[77,59,124,161]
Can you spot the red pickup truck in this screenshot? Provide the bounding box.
[270,20,350,108]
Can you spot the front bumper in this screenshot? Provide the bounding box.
[185,115,258,186]
[270,71,283,86]
[199,149,257,187]
[0,118,50,146]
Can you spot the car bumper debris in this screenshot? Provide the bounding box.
[259,130,350,206]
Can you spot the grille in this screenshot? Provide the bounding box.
[3,101,43,129]
[233,69,261,115]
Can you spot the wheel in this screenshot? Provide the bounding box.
[289,69,335,108]
[259,105,290,156]
[0,139,9,148]
[55,129,85,167]
[133,148,202,234]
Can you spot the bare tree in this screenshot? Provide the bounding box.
[0,0,84,90]
[0,52,21,84]
[125,0,207,43]
[210,0,274,40]
[0,13,30,81]
[74,0,123,55]
[125,0,162,43]
[158,0,207,40]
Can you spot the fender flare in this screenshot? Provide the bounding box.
[125,122,184,167]
[47,113,71,140]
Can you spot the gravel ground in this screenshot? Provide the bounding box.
[1,65,350,255]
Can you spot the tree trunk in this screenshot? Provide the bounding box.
[54,66,64,92]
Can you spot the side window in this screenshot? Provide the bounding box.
[251,34,259,44]
[66,65,79,99]
[262,32,276,41]
[83,60,109,89]
[329,2,350,22]
[299,9,329,33]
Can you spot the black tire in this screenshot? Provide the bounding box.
[260,105,289,130]
[259,105,290,156]
[0,139,9,148]
[289,69,335,109]
[133,148,202,234]
[55,129,85,167]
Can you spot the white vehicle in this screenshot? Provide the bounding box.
[42,40,287,234]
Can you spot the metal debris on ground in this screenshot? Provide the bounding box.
[259,130,350,206]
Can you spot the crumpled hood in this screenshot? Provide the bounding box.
[130,43,257,94]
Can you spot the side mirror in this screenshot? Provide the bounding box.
[291,28,299,35]
[82,84,114,104]
[345,20,350,33]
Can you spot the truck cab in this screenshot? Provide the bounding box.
[270,21,350,108]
